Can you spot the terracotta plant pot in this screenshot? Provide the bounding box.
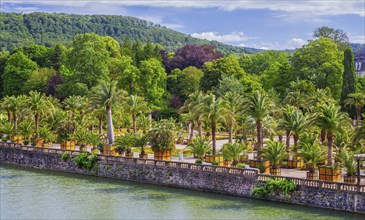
[343,175,356,184]
[154,150,172,161]
[319,166,341,182]
[307,171,318,180]
[270,167,281,176]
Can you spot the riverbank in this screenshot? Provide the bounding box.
[1,143,365,214]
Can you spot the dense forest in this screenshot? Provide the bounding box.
[0,12,264,54]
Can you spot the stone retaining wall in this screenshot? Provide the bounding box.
[1,145,364,213]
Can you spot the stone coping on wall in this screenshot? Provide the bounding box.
[1,142,365,194]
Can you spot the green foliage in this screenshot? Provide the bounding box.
[260,141,287,168]
[2,51,38,96]
[201,55,244,92]
[195,159,203,164]
[220,142,248,165]
[61,152,69,161]
[339,150,357,176]
[0,12,261,54]
[187,137,212,160]
[66,33,110,88]
[74,152,98,170]
[252,179,296,197]
[292,38,344,100]
[114,133,136,153]
[148,122,175,152]
[138,58,167,108]
[24,67,56,94]
[298,133,326,171]
[341,47,356,106]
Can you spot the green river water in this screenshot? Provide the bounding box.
[1,164,364,219]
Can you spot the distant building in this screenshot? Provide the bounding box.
[354,50,365,77]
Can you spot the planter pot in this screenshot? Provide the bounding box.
[204,155,224,166]
[125,152,134,158]
[79,146,87,152]
[249,160,270,174]
[61,141,75,151]
[239,155,248,163]
[223,160,232,167]
[35,138,44,147]
[154,150,171,161]
[287,156,304,169]
[307,171,318,180]
[270,167,281,176]
[42,142,52,148]
[139,153,148,159]
[343,175,356,184]
[319,166,341,182]
[103,144,113,155]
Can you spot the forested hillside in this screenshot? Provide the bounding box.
[0,12,262,54]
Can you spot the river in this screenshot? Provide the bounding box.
[1,164,363,219]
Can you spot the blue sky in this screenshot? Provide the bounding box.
[1,0,364,50]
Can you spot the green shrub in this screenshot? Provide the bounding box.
[73,152,98,170]
[61,153,69,161]
[237,163,245,168]
[195,159,202,164]
[252,179,296,197]
[211,161,218,166]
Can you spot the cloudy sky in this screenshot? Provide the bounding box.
[1,0,364,50]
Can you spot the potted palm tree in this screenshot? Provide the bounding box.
[73,128,89,151]
[134,132,149,159]
[115,133,136,157]
[187,137,212,161]
[39,126,55,148]
[260,141,287,175]
[316,104,349,181]
[88,133,102,154]
[339,150,357,184]
[18,120,34,146]
[2,122,14,143]
[220,142,247,167]
[298,138,326,180]
[148,122,175,161]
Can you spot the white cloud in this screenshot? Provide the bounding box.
[287,37,307,49]
[162,23,185,30]
[2,0,364,17]
[14,6,39,13]
[191,32,252,43]
[350,35,365,44]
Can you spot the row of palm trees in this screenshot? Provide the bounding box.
[0,80,151,145]
[180,89,365,166]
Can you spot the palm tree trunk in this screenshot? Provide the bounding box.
[35,113,39,139]
[286,130,290,151]
[212,122,217,156]
[189,123,194,140]
[132,114,137,133]
[293,134,299,150]
[197,118,202,138]
[7,112,11,123]
[278,134,283,142]
[98,117,102,134]
[327,131,334,166]
[355,106,361,126]
[13,114,17,131]
[228,124,233,143]
[148,113,152,129]
[257,121,263,158]
[320,129,326,144]
[107,106,114,144]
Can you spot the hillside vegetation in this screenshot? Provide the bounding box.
[0,12,262,54]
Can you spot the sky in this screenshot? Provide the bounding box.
[1,0,364,50]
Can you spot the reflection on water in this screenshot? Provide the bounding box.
[1,164,364,220]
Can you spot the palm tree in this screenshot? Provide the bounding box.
[0,95,26,131]
[260,141,287,169]
[0,96,12,123]
[198,93,230,156]
[125,95,149,133]
[278,105,296,151]
[27,91,50,138]
[279,106,312,151]
[220,142,248,166]
[345,92,365,125]
[90,80,126,144]
[315,103,352,165]
[18,120,34,144]
[187,137,212,160]
[284,91,307,110]
[353,120,365,146]
[180,91,205,138]
[63,96,88,132]
[244,91,273,156]
[298,136,326,173]
[223,92,242,143]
